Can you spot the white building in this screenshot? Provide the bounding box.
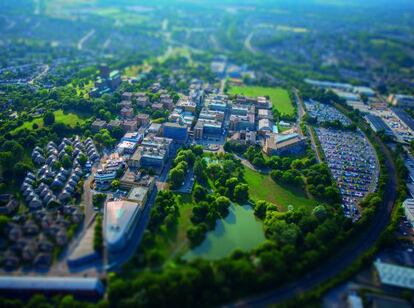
[403,199,414,228]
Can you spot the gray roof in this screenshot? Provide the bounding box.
[0,277,105,295]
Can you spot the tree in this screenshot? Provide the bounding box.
[94,216,103,253]
[61,154,72,169]
[111,180,120,190]
[312,205,328,221]
[169,168,185,189]
[215,196,231,217]
[234,184,249,203]
[193,185,207,202]
[43,111,55,126]
[0,215,10,236]
[187,224,207,247]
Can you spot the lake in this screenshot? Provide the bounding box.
[183,204,266,261]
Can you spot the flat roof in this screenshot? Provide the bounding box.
[128,186,149,203]
[0,277,104,294]
[374,260,414,290]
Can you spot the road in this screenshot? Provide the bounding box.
[77,29,95,51]
[28,64,49,85]
[294,89,322,162]
[228,110,398,308]
[83,173,95,225]
[244,32,258,55]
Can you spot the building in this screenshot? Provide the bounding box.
[128,136,172,170]
[388,94,414,108]
[147,123,162,135]
[0,276,105,299]
[120,169,155,189]
[403,199,414,228]
[0,194,18,215]
[162,122,188,143]
[392,108,414,131]
[91,119,107,132]
[136,113,150,126]
[127,186,150,206]
[194,119,223,140]
[121,119,138,133]
[108,119,121,130]
[120,107,134,119]
[104,200,143,252]
[365,115,394,137]
[257,108,273,120]
[264,133,307,156]
[176,99,197,113]
[258,119,273,133]
[229,114,255,131]
[374,260,414,290]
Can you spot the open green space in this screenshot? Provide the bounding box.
[183,203,266,261]
[228,86,295,116]
[151,194,194,260]
[11,109,89,134]
[244,167,318,211]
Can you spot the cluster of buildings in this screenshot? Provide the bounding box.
[128,135,173,172]
[225,94,306,156]
[315,127,379,220]
[305,100,352,126]
[22,136,99,210]
[2,205,83,270]
[89,65,122,98]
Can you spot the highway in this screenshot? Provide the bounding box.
[228,100,398,307]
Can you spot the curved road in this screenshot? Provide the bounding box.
[229,108,398,307]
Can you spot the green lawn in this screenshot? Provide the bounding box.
[244,167,317,211]
[228,86,295,116]
[152,194,194,261]
[12,109,89,134]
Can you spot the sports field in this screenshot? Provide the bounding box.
[228,86,295,116]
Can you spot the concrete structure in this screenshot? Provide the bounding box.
[374,260,414,290]
[388,94,414,108]
[0,276,105,298]
[91,119,107,132]
[365,114,394,137]
[264,133,307,156]
[162,122,188,143]
[104,200,143,252]
[403,199,414,228]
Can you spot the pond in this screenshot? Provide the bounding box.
[183,204,266,261]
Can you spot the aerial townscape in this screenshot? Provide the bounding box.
[0,0,414,307]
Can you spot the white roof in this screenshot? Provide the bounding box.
[374,260,414,290]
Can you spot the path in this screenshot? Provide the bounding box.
[28,64,49,85]
[77,29,95,51]
[244,31,258,54]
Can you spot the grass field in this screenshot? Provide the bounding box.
[244,167,317,211]
[228,86,295,116]
[152,194,194,261]
[12,109,89,134]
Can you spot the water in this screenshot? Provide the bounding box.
[183,204,266,261]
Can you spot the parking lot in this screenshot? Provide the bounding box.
[305,100,352,126]
[315,127,379,220]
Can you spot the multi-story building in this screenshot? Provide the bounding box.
[263,133,307,156]
[162,122,188,143]
[136,113,150,127]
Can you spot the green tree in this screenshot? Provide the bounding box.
[234,184,249,203]
[43,111,55,126]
